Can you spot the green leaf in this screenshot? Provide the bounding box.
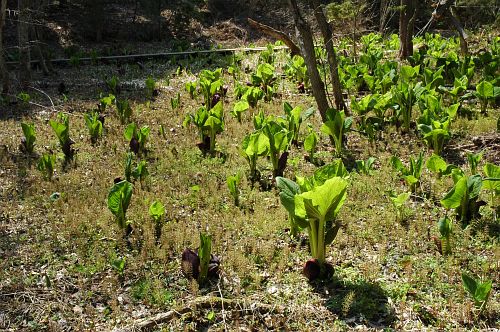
[203,116,223,133]
[461,272,478,297]
[476,80,494,98]
[404,175,418,185]
[441,176,467,209]
[301,107,315,121]
[483,163,500,191]
[149,201,165,223]
[276,177,300,215]
[233,100,249,115]
[283,101,293,115]
[198,233,212,283]
[400,65,418,81]
[325,224,341,245]
[304,130,318,154]
[475,280,492,302]
[310,160,349,186]
[227,173,241,202]
[21,122,36,152]
[49,119,68,143]
[390,156,406,173]
[390,192,410,208]
[298,177,348,222]
[244,132,269,157]
[124,123,137,141]
[467,174,483,199]
[107,180,133,229]
[427,154,447,174]
[438,216,452,238]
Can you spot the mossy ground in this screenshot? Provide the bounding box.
[0,36,498,331]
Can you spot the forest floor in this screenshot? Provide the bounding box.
[0,28,499,331]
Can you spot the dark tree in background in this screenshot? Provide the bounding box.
[398,0,416,59]
[311,0,347,113]
[288,0,347,123]
[18,0,31,88]
[0,0,8,93]
[289,0,330,123]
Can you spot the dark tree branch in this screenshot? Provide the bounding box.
[247,18,301,56]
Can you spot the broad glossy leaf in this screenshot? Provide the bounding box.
[475,280,492,302]
[313,160,348,184]
[304,131,318,153]
[461,272,478,298]
[298,177,348,222]
[390,192,410,208]
[483,163,500,191]
[400,65,418,81]
[21,123,36,149]
[49,120,68,142]
[301,107,315,121]
[107,180,133,228]
[441,176,467,209]
[139,126,151,138]
[404,175,418,186]
[276,177,300,215]
[467,174,482,199]
[390,156,406,173]
[203,116,223,133]
[233,100,249,114]
[476,80,494,98]
[283,101,293,115]
[273,131,289,152]
[149,200,165,222]
[245,132,269,157]
[124,123,137,141]
[325,223,341,245]
[427,154,447,174]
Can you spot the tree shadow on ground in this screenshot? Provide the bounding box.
[311,274,395,328]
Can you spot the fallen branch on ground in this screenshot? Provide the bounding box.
[109,296,288,332]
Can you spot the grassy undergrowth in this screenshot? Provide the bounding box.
[0,33,499,330]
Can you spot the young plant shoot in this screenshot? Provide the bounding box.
[20,123,36,154]
[461,272,492,314]
[295,177,348,280]
[276,176,302,238]
[149,200,165,243]
[107,180,133,240]
[226,173,241,207]
[50,113,75,159]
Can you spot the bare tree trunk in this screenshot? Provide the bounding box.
[449,7,468,56]
[288,0,329,122]
[18,0,31,88]
[310,0,347,114]
[398,0,415,59]
[0,0,9,93]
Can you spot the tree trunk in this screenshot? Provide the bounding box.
[288,0,329,123]
[379,0,390,34]
[449,7,468,56]
[398,0,415,60]
[310,0,347,114]
[0,0,9,93]
[18,0,31,88]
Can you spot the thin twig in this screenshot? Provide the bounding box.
[28,86,56,112]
